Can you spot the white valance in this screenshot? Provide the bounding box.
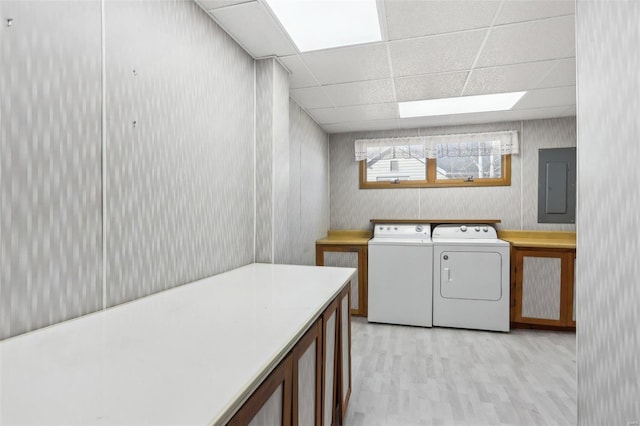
[354,130,519,162]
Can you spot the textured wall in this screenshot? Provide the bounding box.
[104,0,255,307]
[1,0,257,339]
[0,1,103,340]
[255,58,290,264]
[576,0,640,424]
[288,100,330,266]
[329,117,576,231]
[273,61,290,264]
[255,59,274,264]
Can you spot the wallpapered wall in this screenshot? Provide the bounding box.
[255,58,290,264]
[0,0,331,340]
[576,0,640,424]
[329,117,577,231]
[104,0,255,307]
[0,0,104,339]
[288,100,330,266]
[0,0,256,339]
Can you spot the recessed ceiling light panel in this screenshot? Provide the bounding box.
[398,91,527,118]
[263,0,382,52]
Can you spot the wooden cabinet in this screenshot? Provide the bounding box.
[293,320,322,426]
[316,231,370,317]
[337,287,352,423]
[321,297,339,426]
[568,253,576,327]
[319,287,352,426]
[229,287,352,426]
[511,247,576,329]
[228,355,293,426]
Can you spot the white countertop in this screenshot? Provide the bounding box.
[0,263,355,426]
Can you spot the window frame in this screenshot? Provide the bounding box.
[359,154,511,189]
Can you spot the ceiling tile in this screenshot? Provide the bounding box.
[323,119,400,134]
[536,57,576,88]
[198,0,253,10]
[495,0,575,25]
[390,30,487,77]
[504,105,575,121]
[308,103,398,124]
[513,86,576,110]
[476,15,575,67]
[289,86,334,109]
[279,55,318,89]
[395,71,468,102]
[385,0,500,40]
[322,79,395,107]
[299,43,391,85]
[463,60,557,95]
[210,1,296,57]
[397,115,453,129]
[441,105,573,126]
[446,112,506,126]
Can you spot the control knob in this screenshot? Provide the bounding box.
[460,225,467,232]
[475,226,480,232]
[483,226,489,232]
[415,225,423,232]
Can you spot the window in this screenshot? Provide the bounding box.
[357,132,516,189]
[434,140,506,182]
[364,146,426,183]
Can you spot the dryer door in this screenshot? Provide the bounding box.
[439,251,503,301]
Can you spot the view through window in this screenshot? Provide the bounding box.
[361,141,510,188]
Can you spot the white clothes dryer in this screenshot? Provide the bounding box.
[432,224,510,332]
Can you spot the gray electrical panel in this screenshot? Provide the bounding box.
[538,147,576,223]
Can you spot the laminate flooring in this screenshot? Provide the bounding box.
[344,318,576,426]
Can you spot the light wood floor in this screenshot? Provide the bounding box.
[345,318,576,426]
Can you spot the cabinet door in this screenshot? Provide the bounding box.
[566,254,576,327]
[228,356,292,426]
[510,246,518,322]
[515,250,564,326]
[292,320,322,426]
[316,246,367,317]
[338,287,352,422]
[514,248,576,328]
[322,299,339,426]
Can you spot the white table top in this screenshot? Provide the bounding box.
[0,263,355,426]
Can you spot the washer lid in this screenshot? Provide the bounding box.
[369,237,432,246]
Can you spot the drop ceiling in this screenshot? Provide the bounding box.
[196,0,576,133]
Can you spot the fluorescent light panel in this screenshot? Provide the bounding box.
[398,91,527,118]
[264,0,382,52]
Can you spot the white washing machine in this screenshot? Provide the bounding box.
[368,224,433,327]
[432,224,510,332]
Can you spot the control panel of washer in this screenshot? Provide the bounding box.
[432,224,497,239]
[373,223,430,239]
